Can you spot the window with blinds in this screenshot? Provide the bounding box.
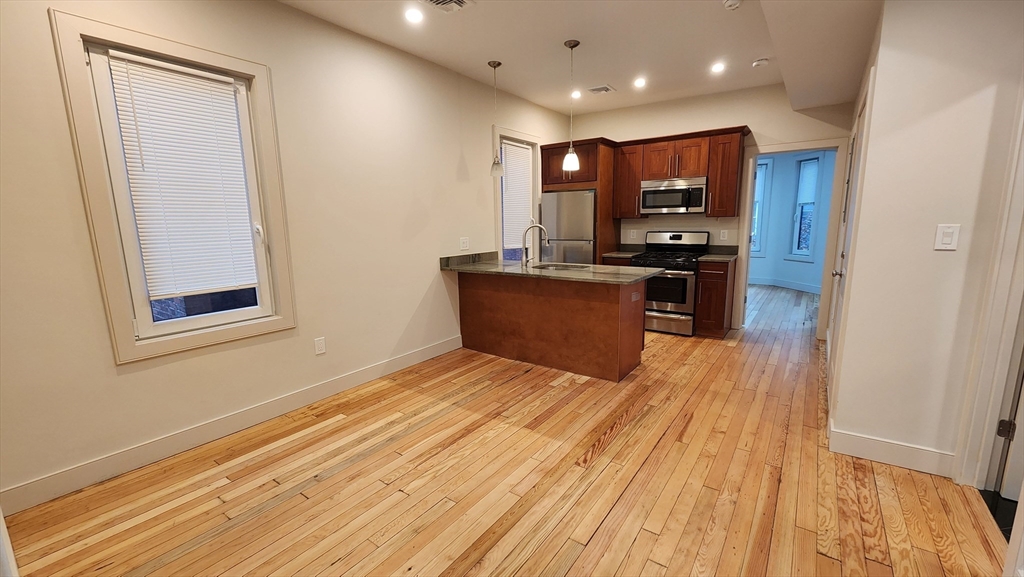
[500,140,534,261]
[750,160,771,255]
[792,158,819,256]
[88,46,273,338]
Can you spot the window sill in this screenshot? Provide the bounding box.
[784,254,815,264]
[114,312,295,364]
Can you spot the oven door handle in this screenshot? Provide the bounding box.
[657,270,695,278]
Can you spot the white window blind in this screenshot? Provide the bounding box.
[108,52,258,299]
[796,158,819,205]
[751,162,769,253]
[500,140,533,249]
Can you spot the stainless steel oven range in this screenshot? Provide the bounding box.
[630,231,710,336]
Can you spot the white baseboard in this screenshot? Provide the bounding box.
[749,278,821,295]
[829,418,955,477]
[0,336,462,515]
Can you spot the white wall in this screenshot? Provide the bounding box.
[0,0,565,511]
[749,150,836,294]
[830,0,1024,475]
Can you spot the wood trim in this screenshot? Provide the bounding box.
[539,137,619,150]
[540,126,751,151]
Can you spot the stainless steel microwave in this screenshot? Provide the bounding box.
[640,177,707,215]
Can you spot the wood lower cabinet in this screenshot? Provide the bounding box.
[641,137,709,180]
[613,145,643,218]
[695,259,736,338]
[706,132,744,218]
[602,256,633,266]
[541,143,598,185]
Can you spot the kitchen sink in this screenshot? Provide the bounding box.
[531,263,591,271]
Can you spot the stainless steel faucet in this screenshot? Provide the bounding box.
[521,221,550,268]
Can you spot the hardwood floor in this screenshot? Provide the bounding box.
[5,286,1007,577]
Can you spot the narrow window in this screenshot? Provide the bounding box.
[793,158,819,256]
[750,161,770,254]
[499,140,534,261]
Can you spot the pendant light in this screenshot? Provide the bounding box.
[562,40,580,172]
[488,60,504,177]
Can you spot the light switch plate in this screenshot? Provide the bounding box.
[459,237,470,251]
[934,224,960,251]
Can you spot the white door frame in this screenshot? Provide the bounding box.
[954,80,1024,488]
[492,125,543,255]
[734,136,850,338]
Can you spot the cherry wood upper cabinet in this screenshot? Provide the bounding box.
[706,132,744,218]
[641,141,674,180]
[541,143,598,185]
[676,138,710,178]
[641,137,709,180]
[613,145,643,219]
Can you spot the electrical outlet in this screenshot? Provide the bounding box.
[629,230,637,239]
[459,237,470,251]
[720,230,728,241]
[314,337,326,355]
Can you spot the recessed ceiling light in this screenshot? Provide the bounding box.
[571,90,582,99]
[711,62,726,74]
[405,8,424,23]
[752,58,769,68]
[633,77,647,88]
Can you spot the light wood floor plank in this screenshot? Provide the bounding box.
[5,286,1003,577]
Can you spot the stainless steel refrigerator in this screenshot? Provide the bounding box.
[540,189,596,264]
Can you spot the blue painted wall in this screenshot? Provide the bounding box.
[748,149,836,294]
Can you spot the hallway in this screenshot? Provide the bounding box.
[5,286,1007,576]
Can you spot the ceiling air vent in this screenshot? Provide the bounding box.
[419,0,476,13]
[588,85,616,95]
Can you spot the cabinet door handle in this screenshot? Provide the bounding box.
[702,270,725,275]
[635,196,639,216]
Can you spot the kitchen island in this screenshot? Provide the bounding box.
[441,254,663,382]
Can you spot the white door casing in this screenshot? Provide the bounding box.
[827,66,876,416]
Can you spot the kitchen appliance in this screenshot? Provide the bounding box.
[540,189,595,264]
[640,177,707,215]
[631,231,710,336]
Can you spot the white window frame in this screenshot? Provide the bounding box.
[491,126,541,257]
[749,158,774,258]
[50,10,296,363]
[786,152,826,263]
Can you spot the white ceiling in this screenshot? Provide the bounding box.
[761,0,882,110]
[281,0,880,115]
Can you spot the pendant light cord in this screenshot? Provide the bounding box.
[568,46,574,147]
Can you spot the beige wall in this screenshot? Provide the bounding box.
[0,0,565,510]
[830,0,1024,474]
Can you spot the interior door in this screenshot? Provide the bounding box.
[827,66,875,412]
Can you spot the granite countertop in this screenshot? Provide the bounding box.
[441,255,663,285]
[698,254,739,263]
[601,251,642,259]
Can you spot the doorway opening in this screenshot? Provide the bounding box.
[745,148,838,323]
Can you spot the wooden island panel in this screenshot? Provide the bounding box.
[457,273,646,382]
